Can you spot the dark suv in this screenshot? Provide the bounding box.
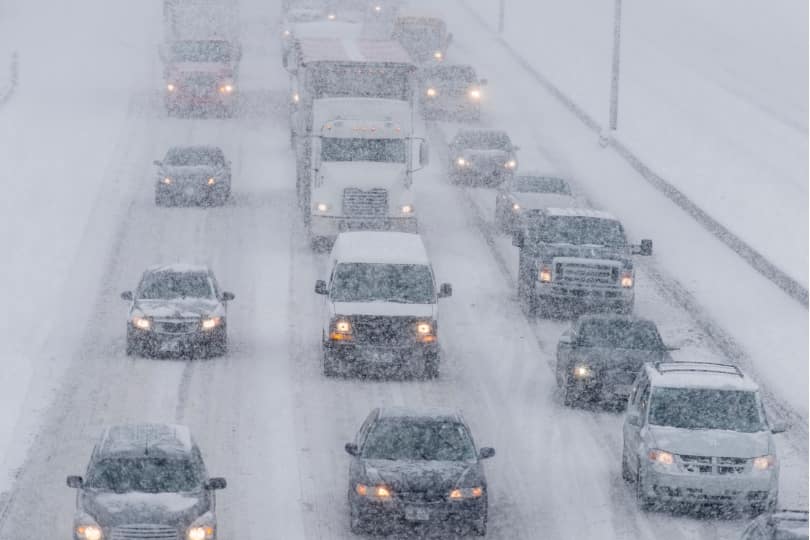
[67,424,227,540]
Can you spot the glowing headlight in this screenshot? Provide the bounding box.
[572,365,593,378]
[133,316,151,330]
[433,51,443,60]
[315,202,329,212]
[219,84,234,94]
[327,13,336,20]
[620,272,633,288]
[76,525,103,540]
[505,159,517,169]
[207,177,216,186]
[426,87,437,97]
[753,455,775,470]
[374,5,382,12]
[282,29,291,37]
[335,319,351,333]
[186,525,214,540]
[449,486,484,500]
[538,265,552,283]
[292,92,300,104]
[201,317,222,330]
[456,157,467,167]
[401,204,414,214]
[648,449,675,465]
[167,83,176,92]
[356,483,392,500]
[469,88,481,100]
[512,202,520,211]
[330,319,353,340]
[416,322,433,334]
[162,177,173,185]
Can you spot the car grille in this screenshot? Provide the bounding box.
[180,74,219,96]
[153,320,200,334]
[398,490,447,503]
[350,316,418,346]
[679,455,748,475]
[555,261,618,286]
[110,525,179,540]
[342,188,388,218]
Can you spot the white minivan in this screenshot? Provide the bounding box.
[314,231,452,378]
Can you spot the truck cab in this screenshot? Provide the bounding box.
[512,207,652,316]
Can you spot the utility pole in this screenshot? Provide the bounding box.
[498,0,505,34]
[608,0,622,131]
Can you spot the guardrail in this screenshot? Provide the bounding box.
[0,51,19,107]
[459,1,808,308]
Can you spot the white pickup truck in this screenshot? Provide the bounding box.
[303,97,428,248]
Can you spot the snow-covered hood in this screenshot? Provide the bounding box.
[331,301,435,318]
[540,244,631,266]
[570,347,669,370]
[461,148,510,161]
[81,490,208,528]
[134,298,223,319]
[160,165,222,178]
[362,459,482,493]
[648,425,772,459]
[512,192,576,211]
[313,97,411,130]
[318,161,406,188]
[169,62,233,76]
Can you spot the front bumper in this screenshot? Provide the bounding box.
[451,165,512,185]
[156,181,229,203]
[325,342,438,375]
[421,96,480,117]
[127,324,226,357]
[536,282,634,309]
[165,92,235,112]
[309,215,418,238]
[641,465,778,507]
[351,492,486,532]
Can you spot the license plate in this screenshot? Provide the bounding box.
[405,507,430,521]
[369,350,395,363]
[159,340,181,352]
[184,186,196,197]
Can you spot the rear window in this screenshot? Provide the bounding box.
[579,320,664,350]
[165,147,224,167]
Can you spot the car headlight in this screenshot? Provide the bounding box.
[511,202,520,212]
[538,265,552,283]
[219,83,234,94]
[572,364,592,378]
[356,483,392,500]
[648,449,675,466]
[201,316,222,330]
[401,204,414,214]
[505,159,517,169]
[282,29,291,37]
[207,177,216,186]
[373,4,382,12]
[162,177,172,185]
[416,321,436,343]
[620,272,633,288]
[456,157,467,167]
[76,524,103,540]
[426,87,437,97]
[449,487,484,500]
[327,12,336,20]
[315,202,329,212]
[433,51,443,60]
[132,316,151,330]
[468,88,481,100]
[330,318,352,341]
[292,92,300,104]
[167,83,176,92]
[186,526,214,540]
[752,455,776,471]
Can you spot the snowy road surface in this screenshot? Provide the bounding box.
[0,0,806,539]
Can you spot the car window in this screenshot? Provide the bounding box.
[578,320,664,350]
[648,388,767,432]
[86,458,204,493]
[361,419,477,461]
[321,137,407,163]
[637,381,651,416]
[529,216,626,249]
[138,271,215,300]
[453,131,511,150]
[170,40,232,63]
[330,263,434,303]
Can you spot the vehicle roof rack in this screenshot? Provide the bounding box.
[653,361,744,378]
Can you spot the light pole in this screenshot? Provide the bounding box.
[608,0,622,131]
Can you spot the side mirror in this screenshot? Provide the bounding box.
[633,239,653,256]
[120,291,133,301]
[479,78,488,86]
[626,413,641,427]
[418,140,430,167]
[153,160,162,167]
[512,230,525,248]
[438,283,452,298]
[220,291,235,302]
[315,280,328,295]
[67,475,83,488]
[771,421,788,434]
[478,447,495,459]
[206,477,227,490]
[345,442,359,456]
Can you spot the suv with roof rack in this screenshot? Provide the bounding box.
[622,361,786,514]
[67,424,227,540]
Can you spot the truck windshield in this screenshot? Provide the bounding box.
[648,388,766,433]
[331,263,434,303]
[530,216,626,248]
[321,138,406,163]
[170,41,232,63]
[308,65,412,100]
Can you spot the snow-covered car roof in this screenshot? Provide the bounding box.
[378,406,463,422]
[575,313,657,327]
[145,263,210,274]
[296,38,413,65]
[394,8,446,23]
[646,361,759,392]
[97,424,194,458]
[544,207,617,220]
[330,232,430,266]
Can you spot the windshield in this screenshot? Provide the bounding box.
[308,65,412,101]
[138,272,214,300]
[648,388,766,432]
[579,320,664,350]
[86,458,203,493]
[321,137,406,163]
[423,66,476,89]
[362,419,477,461]
[394,20,445,49]
[331,263,434,303]
[170,41,231,63]
[513,176,571,195]
[530,216,626,248]
[164,148,223,167]
[454,131,511,150]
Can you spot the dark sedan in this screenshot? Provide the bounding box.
[419,64,486,120]
[154,146,231,206]
[448,128,518,186]
[122,264,234,358]
[346,407,494,536]
[555,314,672,407]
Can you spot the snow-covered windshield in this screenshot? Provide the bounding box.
[530,216,626,248]
[86,458,202,493]
[579,320,664,350]
[308,65,412,100]
[454,131,511,150]
[164,147,223,167]
[513,176,571,195]
[170,41,232,63]
[648,388,766,432]
[321,138,406,163]
[362,419,476,461]
[331,263,434,303]
[138,272,214,300]
[394,20,445,50]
